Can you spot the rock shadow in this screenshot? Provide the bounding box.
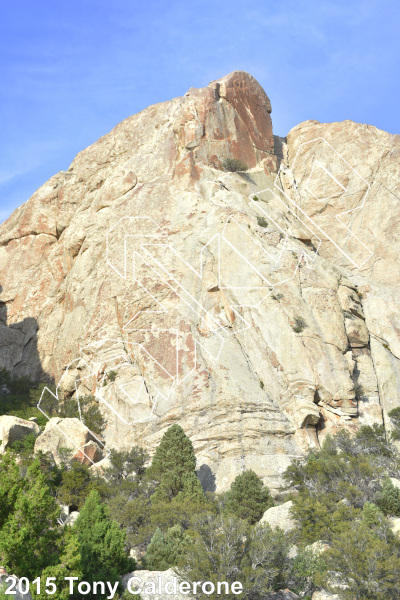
[0,284,52,384]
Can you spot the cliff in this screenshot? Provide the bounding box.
[1,71,399,492]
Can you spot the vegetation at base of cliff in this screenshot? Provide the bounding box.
[0,367,51,428]
[222,469,274,524]
[2,401,400,598]
[0,367,105,436]
[284,423,400,598]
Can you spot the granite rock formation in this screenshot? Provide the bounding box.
[0,71,399,492]
[0,415,41,453]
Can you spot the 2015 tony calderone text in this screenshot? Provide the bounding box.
[4,575,243,597]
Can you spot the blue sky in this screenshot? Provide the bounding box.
[1,0,399,224]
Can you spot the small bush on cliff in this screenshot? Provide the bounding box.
[223,469,273,524]
[221,157,248,172]
[292,316,307,333]
[257,216,268,228]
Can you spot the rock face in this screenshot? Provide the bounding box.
[122,570,187,600]
[0,70,399,492]
[34,417,104,465]
[121,570,298,600]
[63,511,79,527]
[0,568,33,599]
[0,415,41,452]
[260,501,296,533]
[312,592,341,600]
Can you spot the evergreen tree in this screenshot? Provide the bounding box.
[323,520,400,599]
[147,425,205,503]
[224,470,274,524]
[179,513,249,596]
[74,490,134,599]
[388,407,400,441]
[376,478,400,516]
[0,461,60,578]
[362,502,385,527]
[0,453,22,528]
[32,529,82,600]
[58,461,94,508]
[144,525,192,570]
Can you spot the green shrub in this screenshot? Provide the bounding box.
[57,461,105,509]
[389,407,400,441]
[144,525,192,570]
[257,216,268,228]
[362,501,384,527]
[291,546,327,596]
[8,432,37,454]
[221,158,248,172]
[59,395,105,436]
[292,316,307,333]
[322,520,400,599]
[223,469,273,524]
[375,478,400,516]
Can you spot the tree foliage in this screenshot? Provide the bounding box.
[323,519,400,599]
[144,525,192,570]
[146,424,205,503]
[74,490,134,598]
[32,529,82,600]
[221,158,248,172]
[0,461,61,578]
[223,469,273,524]
[376,477,400,516]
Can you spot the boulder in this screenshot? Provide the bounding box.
[0,415,41,453]
[390,477,400,490]
[121,570,189,600]
[63,511,79,527]
[389,517,400,536]
[305,540,330,555]
[312,592,341,600]
[34,417,103,465]
[0,567,33,599]
[74,440,104,465]
[260,501,296,533]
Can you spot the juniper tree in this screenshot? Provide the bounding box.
[74,490,134,599]
[144,525,192,570]
[223,470,274,524]
[147,424,205,503]
[0,460,60,578]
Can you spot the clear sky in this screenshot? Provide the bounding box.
[1,0,399,225]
